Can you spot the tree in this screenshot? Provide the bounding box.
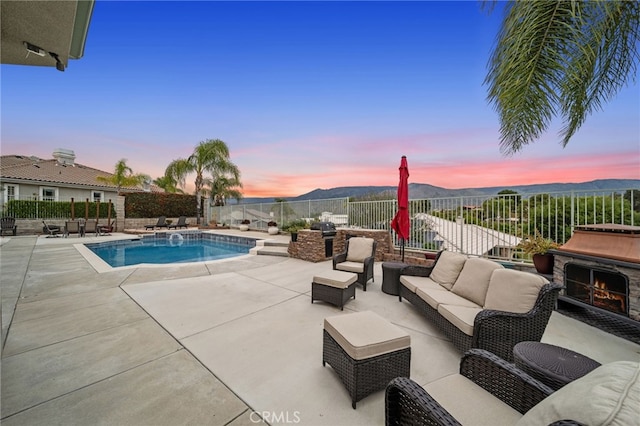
[153,175,184,194]
[486,1,639,154]
[165,139,242,223]
[96,159,148,193]
[210,174,243,206]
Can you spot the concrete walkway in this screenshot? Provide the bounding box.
[1,232,639,425]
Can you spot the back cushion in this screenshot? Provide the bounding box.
[483,269,549,313]
[346,237,374,262]
[451,258,504,306]
[429,251,467,290]
[517,361,640,426]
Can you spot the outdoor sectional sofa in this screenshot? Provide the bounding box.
[398,250,563,362]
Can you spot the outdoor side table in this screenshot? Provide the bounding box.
[513,341,601,391]
[381,262,407,296]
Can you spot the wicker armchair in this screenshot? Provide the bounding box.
[399,259,563,362]
[333,237,377,291]
[385,349,582,426]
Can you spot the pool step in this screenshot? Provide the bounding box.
[250,240,290,257]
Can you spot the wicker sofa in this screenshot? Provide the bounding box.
[386,348,639,425]
[399,251,562,361]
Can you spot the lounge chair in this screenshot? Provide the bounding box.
[1,217,17,236]
[168,216,188,229]
[98,220,115,236]
[42,220,61,238]
[332,237,377,291]
[83,219,98,237]
[64,220,83,237]
[145,216,169,230]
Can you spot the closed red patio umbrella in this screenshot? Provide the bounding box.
[390,156,410,261]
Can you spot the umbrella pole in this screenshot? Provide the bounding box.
[401,239,405,262]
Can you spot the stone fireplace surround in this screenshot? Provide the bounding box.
[551,224,640,344]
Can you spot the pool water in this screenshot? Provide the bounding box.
[86,233,255,267]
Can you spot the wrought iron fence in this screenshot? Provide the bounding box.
[213,188,638,261]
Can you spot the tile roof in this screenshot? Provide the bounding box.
[0,155,162,192]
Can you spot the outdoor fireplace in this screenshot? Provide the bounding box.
[551,224,640,343]
[564,264,628,316]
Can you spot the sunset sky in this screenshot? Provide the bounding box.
[2,1,639,197]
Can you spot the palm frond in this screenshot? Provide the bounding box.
[485,0,639,154]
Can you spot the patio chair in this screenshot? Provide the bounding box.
[385,349,638,426]
[145,216,169,230]
[1,217,17,236]
[42,220,61,238]
[64,220,83,237]
[168,216,188,229]
[83,219,98,236]
[333,237,377,291]
[98,220,115,235]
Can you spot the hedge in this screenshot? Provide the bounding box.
[6,200,116,219]
[125,192,200,218]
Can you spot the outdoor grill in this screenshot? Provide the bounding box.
[311,221,337,257]
[311,221,337,237]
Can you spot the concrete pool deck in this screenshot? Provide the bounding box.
[1,231,639,425]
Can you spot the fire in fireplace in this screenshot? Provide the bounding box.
[565,264,628,316]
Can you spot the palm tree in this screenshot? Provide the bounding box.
[166,139,242,223]
[485,1,639,154]
[210,174,243,206]
[96,159,147,193]
[153,175,184,194]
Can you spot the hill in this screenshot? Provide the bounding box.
[238,179,639,204]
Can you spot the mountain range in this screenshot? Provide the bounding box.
[239,179,639,204]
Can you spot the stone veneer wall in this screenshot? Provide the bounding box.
[554,253,640,322]
[288,228,438,265]
[287,230,327,262]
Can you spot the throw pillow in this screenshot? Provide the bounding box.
[517,361,640,426]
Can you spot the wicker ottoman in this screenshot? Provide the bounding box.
[323,311,411,409]
[312,270,358,310]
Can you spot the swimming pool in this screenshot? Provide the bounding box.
[85,231,256,267]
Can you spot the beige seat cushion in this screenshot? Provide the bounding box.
[416,287,480,310]
[324,311,410,361]
[518,361,640,426]
[484,269,549,313]
[429,251,467,290]
[336,261,364,274]
[399,275,444,293]
[425,374,522,426]
[313,270,357,289]
[437,304,483,336]
[451,258,503,306]
[346,237,374,262]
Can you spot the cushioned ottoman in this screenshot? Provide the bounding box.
[323,311,411,408]
[312,270,358,310]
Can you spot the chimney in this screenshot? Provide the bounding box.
[52,148,76,166]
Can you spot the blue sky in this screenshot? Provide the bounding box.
[2,1,639,197]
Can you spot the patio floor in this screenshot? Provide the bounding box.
[1,231,639,425]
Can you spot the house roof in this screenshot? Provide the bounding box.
[0,155,162,193]
[415,213,521,256]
